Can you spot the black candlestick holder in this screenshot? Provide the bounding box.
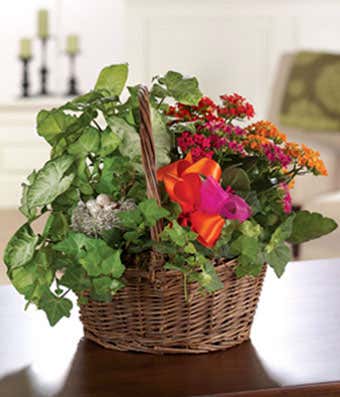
[20,57,32,98]
[39,38,49,96]
[66,54,80,96]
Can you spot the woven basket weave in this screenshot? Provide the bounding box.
[79,86,266,354]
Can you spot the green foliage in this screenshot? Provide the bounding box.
[265,243,292,277]
[222,167,251,191]
[54,232,125,277]
[21,155,74,218]
[239,220,262,238]
[139,199,170,226]
[94,63,128,96]
[95,156,135,199]
[99,127,121,156]
[37,109,76,145]
[214,221,237,257]
[43,212,69,241]
[106,115,141,162]
[288,211,338,244]
[39,288,73,326]
[231,235,259,258]
[264,217,295,277]
[266,215,295,252]
[160,220,197,247]
[91,276,124,301]
[4,224,39,271]
[151,108,171,166]
[67,126,100,157]
[152,71,203,105]
[10,249,54,300]
[196,262,224,293]
[59,265,91,293]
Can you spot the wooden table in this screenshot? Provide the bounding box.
[1,258,340,397]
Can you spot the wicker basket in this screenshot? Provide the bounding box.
[79,86,267,354]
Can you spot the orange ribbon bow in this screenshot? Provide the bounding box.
[157,152,225,247]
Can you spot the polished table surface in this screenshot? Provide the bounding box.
[1,258,340,397]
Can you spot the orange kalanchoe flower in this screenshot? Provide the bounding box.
[247,121,287,143]
[285,142,328,176]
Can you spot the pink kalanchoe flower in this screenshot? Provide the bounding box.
[199,176,252,222]
[281,183,292,214]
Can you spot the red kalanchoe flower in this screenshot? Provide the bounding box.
[197,96,217,113]
[218,93,255,120]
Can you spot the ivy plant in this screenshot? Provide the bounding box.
[3,63,338,326]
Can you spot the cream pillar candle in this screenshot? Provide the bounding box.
[66,35,79,55]
[19,38,32,60]
[38,9,49,39]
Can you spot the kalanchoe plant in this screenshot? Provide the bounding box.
[4,63,337,326]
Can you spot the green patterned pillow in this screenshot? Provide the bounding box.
[280,51,340,132]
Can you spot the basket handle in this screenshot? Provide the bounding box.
[138,85,163,242]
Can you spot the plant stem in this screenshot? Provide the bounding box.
[60,288,71,299]
[157,96,165,110]
[92,119,103,131]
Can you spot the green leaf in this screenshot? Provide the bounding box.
[150,83,168,99]
[139,199,169,227]
[151,108,171,167]
[102,249,125,278]
[235,254,264,278]
[118,208,143,229]
[37,109,76,145]
[25,155,74,210]
[52,188,79,212]
[53,232,90,258]
[55,233,125,278]
[4,224,39,270]
[123,230,143,242]
[265,243,291,278]
[95,155,136,199]
[67,126,100,156]
[184,242,197,254]
[161,221,197,247]
[91,276,113,301]
[95,64,128,96]
[288,211,338,244]
[198,262,223,293]
[72,157,94,196]
[91,276,124,301]
[43,212,69,241]
[230,235,259,259]
[162,71,203,105]
[239,220,262,238]
[20,170,38,220]
[60,264,91,292]
[164,262,185,272]
[222,167,250,191]
[106,115,141,162]
[214,221,237,256]
[154,242,178,255]
[267,215,295,252]
[39,288,73,326]
[65,91,104,109]
[99,127,121,156]
[10,250,54,299]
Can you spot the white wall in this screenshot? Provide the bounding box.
[125,0,340,118]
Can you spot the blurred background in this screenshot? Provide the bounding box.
[1,0,340,284]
